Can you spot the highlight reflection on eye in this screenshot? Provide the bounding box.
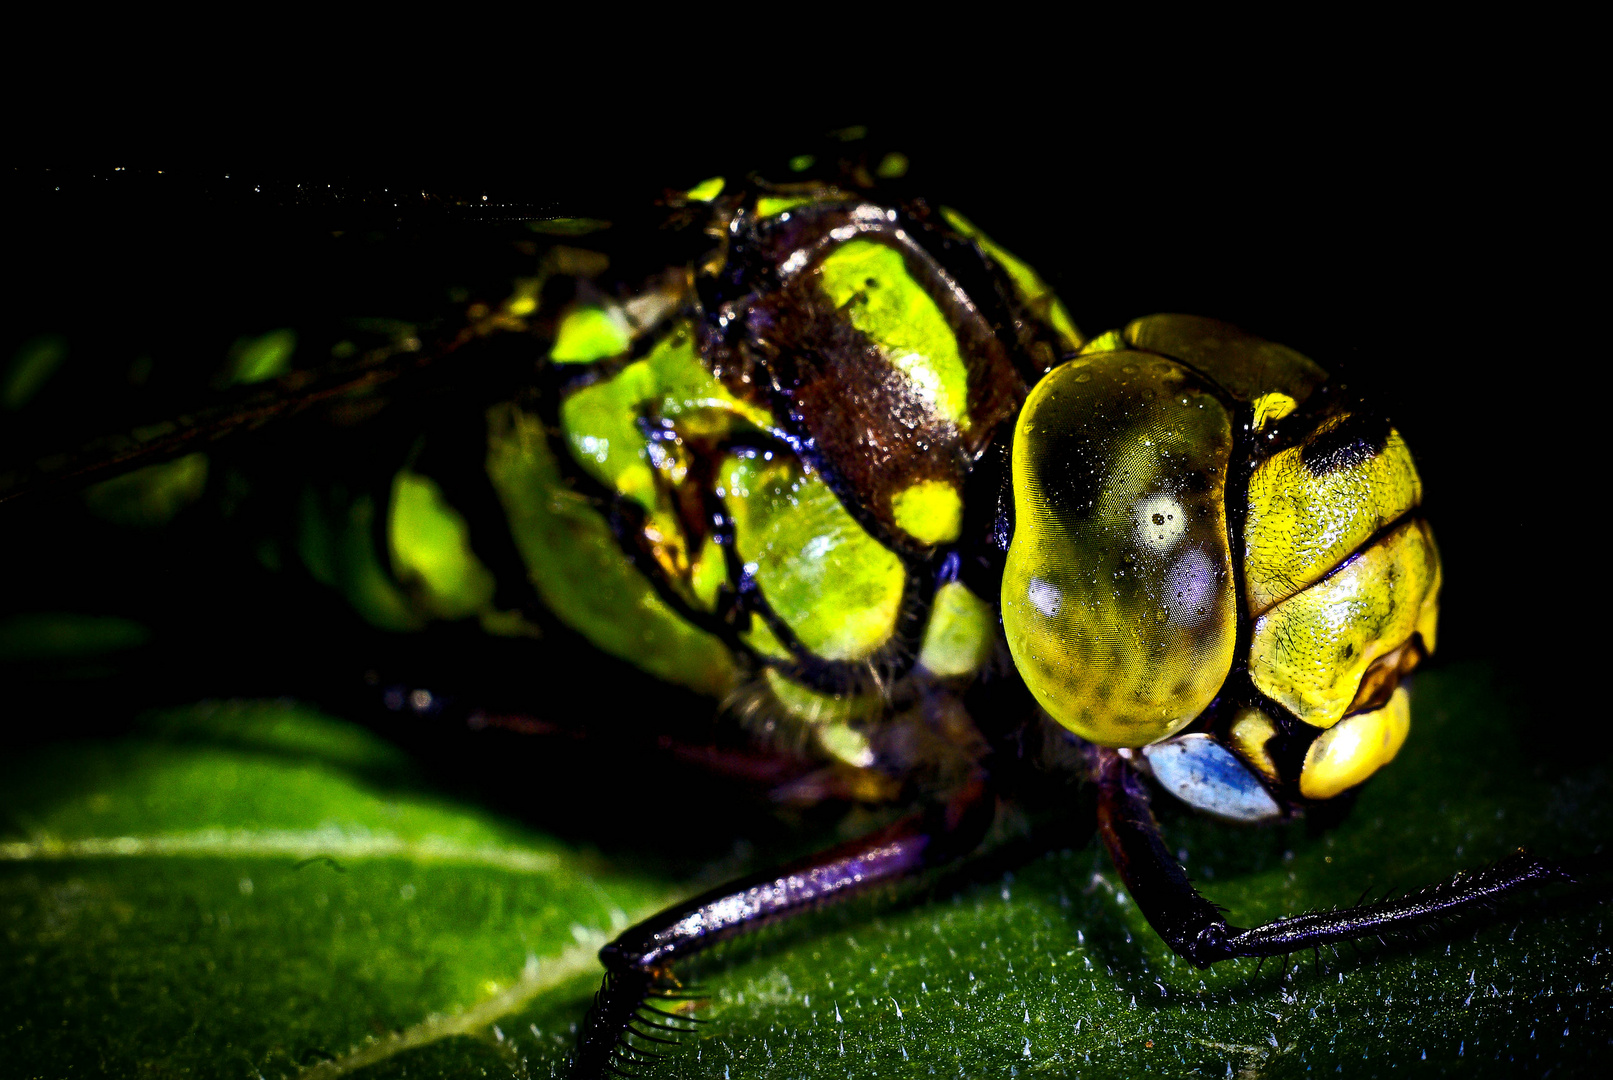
[1132,494,1187,552]
[1163,548,1217,625]
[1028,577,1063,618]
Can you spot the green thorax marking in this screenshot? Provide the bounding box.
[560,322,774,516]
[388,470,496,622]
[721,451,906,663]
[541,310,915,684]
[817,239,972,430]
[486,401,739,698]
[917,581,996,678]
[940,207,1082,353]
[558,322,774,612]
[756,194,820,218]
[890,479,963,546]
[549,305,631,364]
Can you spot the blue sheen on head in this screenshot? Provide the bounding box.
[1141,733,1281,823]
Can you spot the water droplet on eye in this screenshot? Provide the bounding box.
[1155,608,1169,623]
[1074,373,1091,382]
[1152,513,1165,525]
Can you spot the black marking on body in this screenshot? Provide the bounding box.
[533,319,940,700]
[525,187,1048,703]
[957,423,1014,601]
[1300,411,1393,477]
[702,198,1028,563]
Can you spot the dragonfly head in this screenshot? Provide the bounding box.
[998,317,1440,809]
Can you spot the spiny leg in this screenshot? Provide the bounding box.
[1093,748,1576,968]
[569,784,992,1079]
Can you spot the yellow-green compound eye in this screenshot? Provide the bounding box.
[1123,314,1328,406]
[1002,351,1238,747]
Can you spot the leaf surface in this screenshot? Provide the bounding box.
[2,666,1608,1078]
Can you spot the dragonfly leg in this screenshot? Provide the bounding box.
[569,782,992,1078]
[1093,747,1575,968]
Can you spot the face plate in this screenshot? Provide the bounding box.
[1249,516,1440,730]
[1243,413,1424,614]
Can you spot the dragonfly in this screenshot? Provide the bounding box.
[0,140,1598,1077]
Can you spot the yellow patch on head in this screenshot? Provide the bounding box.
[1244,421,1423,614]
[1122,314,1327,406]
[1228,708,1280,780]
[1300,687,1412,800]
[1077,329,1125,354]
[1251,391,1297,432]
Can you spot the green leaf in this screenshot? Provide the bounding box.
[0,700,666,1077]
[2,665,1608,1078]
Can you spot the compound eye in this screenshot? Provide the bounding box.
[1002,351,1237,747]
